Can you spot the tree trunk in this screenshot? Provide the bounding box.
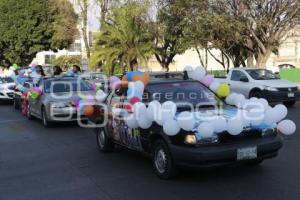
[247,52,254,67]
[255,49,272,67]
[80,0,90,59]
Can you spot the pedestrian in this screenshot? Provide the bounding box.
[72,65,81,75]
[53,65,63,76]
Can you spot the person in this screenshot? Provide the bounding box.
[72,65,81,74]
[130,59,139,71]
[53,65,63,76]
[35,65,46,77]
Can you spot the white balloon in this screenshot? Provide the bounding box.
[163,119,181,136]
[273,104,288,122]
[209,81,221,92]
[239,110,251,127]
[177,112,195,131]
[264,107,278,126]
[95,90,107,102]
[248,108,264,126]
[138,117,153,129]
[225,93,237,105]
[211,116,227,133]
[197,122,214,138]
[134,81,145,91]
[146,101,161,121]
[227,119,243,135]
[126,114,139,128]
[132,102,147,118]
[258,98,269,110]
[161,101,177,122]
[277,120,296,135]
[191,66,206,81]
[235,94,246,108]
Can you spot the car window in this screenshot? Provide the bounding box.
[231,71,248,81]
[44,79,91,93]
[246,69,279,80]
[144,81,218,105]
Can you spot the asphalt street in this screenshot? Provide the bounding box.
[0,102,300,200]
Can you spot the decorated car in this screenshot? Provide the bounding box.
[89,68,296,179]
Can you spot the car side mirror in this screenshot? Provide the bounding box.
[240,77,249,82]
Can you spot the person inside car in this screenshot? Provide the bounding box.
[72,65,82,75]
[53,65,63,76]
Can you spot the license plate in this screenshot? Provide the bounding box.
[237,147,257,161]
[288,93,295,98]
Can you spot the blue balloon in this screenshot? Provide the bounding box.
[127,88,134,99]
[127,71,143,81]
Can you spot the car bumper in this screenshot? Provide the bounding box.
[169,135,283,168]
[48,107,86,122]
[0,90,14,100]
[263,89,299,102]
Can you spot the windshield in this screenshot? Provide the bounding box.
[0,77,14,83]
[246,69,279,80]
[144,81,218,106]
[44,79,92,93]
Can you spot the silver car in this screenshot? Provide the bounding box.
[27,77,96,127]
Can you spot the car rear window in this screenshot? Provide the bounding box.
[44,79,91,93]
[144,81,218,105]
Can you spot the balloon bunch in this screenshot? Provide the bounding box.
[28,87,43,100]
[184,66,230,98]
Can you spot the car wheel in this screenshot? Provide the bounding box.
[250,90,263,98]
[284,100,296,107]
[27,103,33,120]
[152,139,177,180]
[13,98,19,110]
[41,107,51,128]
[96,127,114,152]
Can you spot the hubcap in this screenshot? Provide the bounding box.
[155,149,167,174]
[98,130,105,148]
[42,110,47,126]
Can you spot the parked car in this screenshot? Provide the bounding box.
[81,72,108,91]
[27,76,95,127]
[0,77,15,101]
[13,78,33,110]
[215,68,299,106]
[89,72,283,179]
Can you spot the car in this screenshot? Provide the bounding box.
[89,72,283,179]
[0,77,15,101]
[215,68,299,106]
[27,76,96,127]
[81,72,108,91]
[13,78,33,110]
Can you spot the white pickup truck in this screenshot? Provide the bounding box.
[215,68,299,106]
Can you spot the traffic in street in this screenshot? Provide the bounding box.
[0,101,299,200]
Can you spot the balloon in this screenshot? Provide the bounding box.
[109,76,121,90]
[258,98,269,110]
[197,122,214,138]
[132,72,150,86]
[264,107,278,126]
[138,117,153,129]
[277,120,296,135]
[235,94,246,108]
[273,104,288,122]
[95,90,107,102]
[248,108,265,126]
[129,96,141,105]
[127,87,134,99]
[227,119,243,135]
[163,119,181,136]
[84,105,94,116]
[177,112,195,131]
[132,102,147,118]
[126,114,139,128]
[127,71,143,81]
[191,66,206,81]
[201,75,214,87]
[146,101,161,121]
[209,81,221,92]
[225,93,238,105]
[216,83,230,98]
[211,116,227,133]
[161,101,177,122]
[184,65,194,78]
[90,83,97,91]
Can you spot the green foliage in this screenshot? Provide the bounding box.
[0,0,77,66]
[52,55,82,70]
[91,1,154,75]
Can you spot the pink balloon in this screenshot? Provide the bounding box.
[109,76,121,90]
[201,75,214,87]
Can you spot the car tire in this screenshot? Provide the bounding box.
[41,107,51,128]
[284,100,296,107]
[96,127,114,153]
[152,139,177,180]
[27,103,33,120]
[250,90,263,99]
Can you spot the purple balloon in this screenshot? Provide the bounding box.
[201,75,214,87]
[109,76,121,90]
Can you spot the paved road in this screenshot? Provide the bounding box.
[0,102,300,200]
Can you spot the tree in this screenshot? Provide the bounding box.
[0,0,77,66]
[53,55,82,70]
[91,1,154,75]
[218,0,300,67]
[152,0,192,71]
